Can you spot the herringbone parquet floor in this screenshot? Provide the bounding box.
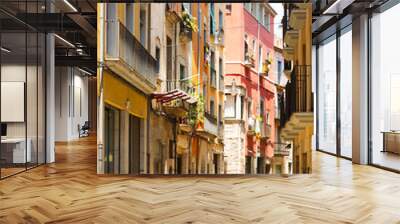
[1,136,400,224]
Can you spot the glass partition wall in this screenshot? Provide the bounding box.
[370,3,400,171]
[0,1,46,179]
[316,25,352,159]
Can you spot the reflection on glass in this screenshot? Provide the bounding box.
[318,35,337,154]
[0,0,47,178]
[371,3,400,171]
[340,28,352,158]
[1,31,27,177]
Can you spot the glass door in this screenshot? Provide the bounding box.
[104,106,120,174]
[129,114,141,175]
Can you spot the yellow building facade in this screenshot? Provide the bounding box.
[97,3,156,174]
[281,3,313,173]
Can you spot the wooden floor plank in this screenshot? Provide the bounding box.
[0,136,400,223]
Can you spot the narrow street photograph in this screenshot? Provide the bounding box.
[1,1,400,223]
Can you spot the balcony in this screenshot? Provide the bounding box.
[289,9,307,30]
[210,67,217,89]
[244,53,255,68]
[284,30,299,48]
[157,80,195,117]
[283,48,295,61]
[166,79,194,94]
[105,20,158,92]
[280,65,314,140]
[274,143,290,157]
[247,117,256,135]
[200,112,218,137]
[261,124,272,139]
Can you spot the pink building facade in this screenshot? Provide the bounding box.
[224,3,277,174]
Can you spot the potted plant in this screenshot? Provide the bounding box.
[181,11,198,32]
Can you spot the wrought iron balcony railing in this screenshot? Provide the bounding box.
[165,79,194,94]
[274,143,291,156]
[280,65,313,127]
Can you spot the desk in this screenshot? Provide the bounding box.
[1,138,31,164]
[382,131,400,154]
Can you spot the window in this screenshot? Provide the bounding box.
[258,4,263,22]
[340,27,352,158]
[244,3,251,12]
[244,38,248,60]
[277,60,282,82]
[226,4,232,14]
[218,10,223,31]
[218,105,222,124]
[265,11,270,32]
[155,46,160,73]
[260,99,265,117]
[182,3,191,14]
[370,4,400,171]
[106,4,117,56]
[166,36,172,81]
[247,100,252,118]
[225,94,236,118]
[180,64,185,81]
[139,5,146,46]
[317,35,337,155]
[219,58,223,77]
[126,3,134,33]
[210,3,215,35]
[250,3,256,16]
[210,100,215,116]
[240,96,244,119]
[262,8,266,26]
[219,58,223,89]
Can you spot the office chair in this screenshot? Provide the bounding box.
[79,121,90,138]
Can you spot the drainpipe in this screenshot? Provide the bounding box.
[173,17,178,174]
[97,3,105,174]
[256,20,261,175]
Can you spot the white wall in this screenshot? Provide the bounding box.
[55,67,89,141]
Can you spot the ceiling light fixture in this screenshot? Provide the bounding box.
[54,34,75,48]
[63,0,78,12]
[1,47,11,53]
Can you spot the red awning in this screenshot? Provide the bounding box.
[152,89,197,104]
